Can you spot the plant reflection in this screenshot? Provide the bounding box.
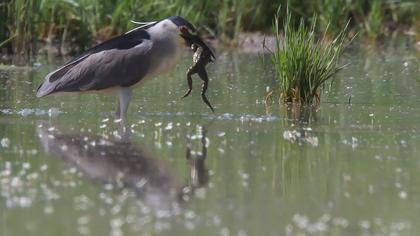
[283,103,318,124]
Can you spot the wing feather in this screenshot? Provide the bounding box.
[36,28,152,97]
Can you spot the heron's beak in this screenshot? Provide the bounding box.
[179,27,215,60]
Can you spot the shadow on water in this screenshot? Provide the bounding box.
[37,124,210,212]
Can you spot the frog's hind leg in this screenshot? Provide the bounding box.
[198,69,214,112]
[198,68,209,95]
[182,67,195,98]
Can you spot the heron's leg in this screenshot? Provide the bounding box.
[118,87,132,126]
[114,97,121,119]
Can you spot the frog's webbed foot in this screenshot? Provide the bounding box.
[198,68,214,112]
[201,93,214,112]
[182,88,192,98]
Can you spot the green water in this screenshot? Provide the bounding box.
[1,41,420,236]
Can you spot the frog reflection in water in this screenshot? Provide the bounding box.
[180,26,215,112]
[37,126,209,210]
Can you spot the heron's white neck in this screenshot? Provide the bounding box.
[146,20,185,77]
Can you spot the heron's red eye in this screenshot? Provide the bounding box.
[179,26,190,35]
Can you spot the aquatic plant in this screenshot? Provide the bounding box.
[1,0,420,54]
[315,0,351,36]
[0,0,37,55]
[265,7,349,105]
[364,0,384,40]
[0,0,278,54]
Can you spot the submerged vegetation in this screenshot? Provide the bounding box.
[265,8,348,105]
[0,0,420,54]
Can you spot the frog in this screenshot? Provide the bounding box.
[179,26,215,112]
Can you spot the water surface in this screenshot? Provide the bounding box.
[1,40,420,235]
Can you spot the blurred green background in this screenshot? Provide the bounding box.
[1,0,420,55]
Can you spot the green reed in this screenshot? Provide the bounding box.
[0,0,277,53]
[265,8,349,105]
[0,0,419,54]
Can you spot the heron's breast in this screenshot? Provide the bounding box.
[149,38,182,76]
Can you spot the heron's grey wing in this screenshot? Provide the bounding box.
[65,41,153,91]
[36,28,152,97]
[38,40,154,95]
[66,28,151,66]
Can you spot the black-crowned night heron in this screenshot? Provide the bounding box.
[36,16,213,123]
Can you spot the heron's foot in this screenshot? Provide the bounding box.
[114,120,131,141]
[182,89,192,98]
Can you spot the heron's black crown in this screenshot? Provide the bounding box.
[167,16,196,33]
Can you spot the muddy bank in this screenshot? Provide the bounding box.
[236,32,276,53]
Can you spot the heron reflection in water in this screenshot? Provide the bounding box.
[37,126,209,211]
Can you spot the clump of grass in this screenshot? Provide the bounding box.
[315,0,351,36]
[265,7,349,105]
[1,0,419,54]
[0,0,278,54]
